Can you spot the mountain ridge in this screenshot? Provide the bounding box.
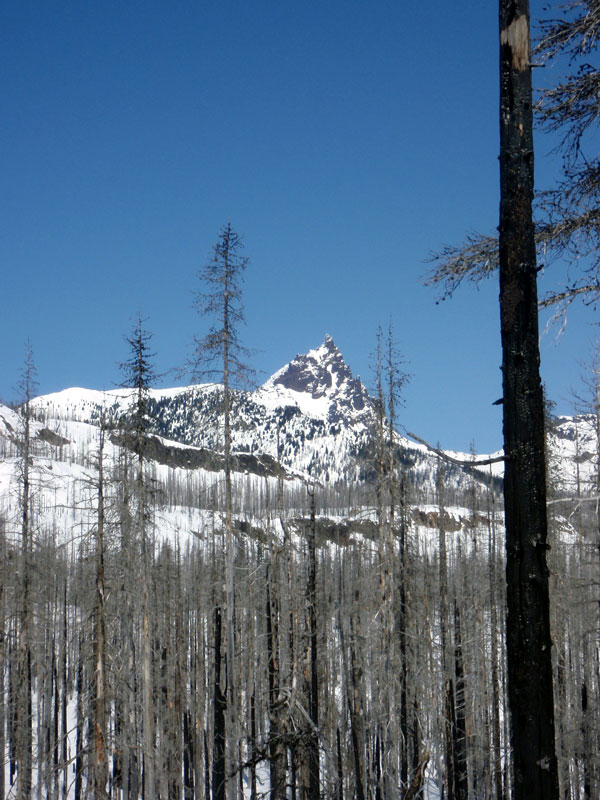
[0,334,594,552]
[8,336,508,525]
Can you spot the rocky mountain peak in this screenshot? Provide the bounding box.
[273,335,344,395]
[264,335,371,422]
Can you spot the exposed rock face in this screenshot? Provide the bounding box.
[267,334,372,423]
[412,509,489,533]
[274,335,358,399]
[37,428,70,447]
[112,432,286,478]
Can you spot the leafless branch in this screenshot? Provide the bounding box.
[404,430,505,467]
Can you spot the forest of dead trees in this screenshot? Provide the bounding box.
[1,373,599,799]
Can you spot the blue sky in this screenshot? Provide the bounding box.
[1,1,595,452]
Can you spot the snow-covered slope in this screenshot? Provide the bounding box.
[23,336,504,496]
[1,335,592,551]
[39,337,500,494]
[549,413,599,495]
[0,335,514,549]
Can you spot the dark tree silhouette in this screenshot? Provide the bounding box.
[498,1,559,796]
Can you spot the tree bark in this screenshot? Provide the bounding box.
[0,538,5,800]
[16,367,33,800]
[94,423,108,800]
[453,601,468,800]
[213,606,226,800]
[74,633,84,800]
[498,1,559,796]
[307,489,320,800]
[266,565,285,800]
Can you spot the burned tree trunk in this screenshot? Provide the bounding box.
[266,566,286,800]
[93,422,108,800]
[16,346,36,800]
[212,606,226,800]
[498,1,558,796]
[306,488,320,800]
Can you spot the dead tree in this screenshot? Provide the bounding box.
[192,222,253,796]
[93,419,108,799]
[120,315,158,799]
[15,343,36,800]
[498,1,559,796]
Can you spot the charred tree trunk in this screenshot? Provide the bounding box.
[398,473,410,791]
[437,458,455,800]
[222,266,238,800]
[266,566,285,800]
[489,512,504,800]
[212,606,226,800]
[183,709,195,800]
[453,601,468,800]
[266,568,282,800]
[204,731,211,800]
[61,582,68,799]
[141,571,154,799]
[307,488,320,800]
[336,727,344,800]
[93,423,108,800]
[250,691,257,800]
[0,546,5,800]
[16,358,34,800]
[444,679,457,800]
[347,615,366,800]
[138,441,154,800]
[498,1,559,796]
[74,633,84,800]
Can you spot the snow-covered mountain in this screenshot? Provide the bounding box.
[548,413,600,495]
[0,334,593,550]
[0,335,510,552]
[23,335,497,497]
[257,334,372,424]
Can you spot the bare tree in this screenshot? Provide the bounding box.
[423,2,560,794]
[120,315,158,799]
[306,487,320,800]
[191,221,253,797]
[372,323,410,797]
[15,341,37,800]
[92,416,108,800]
[498,1,559,795]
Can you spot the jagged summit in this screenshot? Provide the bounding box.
[270,335,350,397]
[259,335,371,423]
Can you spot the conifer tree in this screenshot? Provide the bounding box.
[192,222,253,797]
[120,315,158,799]
[15,341,37,800]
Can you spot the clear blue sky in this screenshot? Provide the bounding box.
[1,1,594,452]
